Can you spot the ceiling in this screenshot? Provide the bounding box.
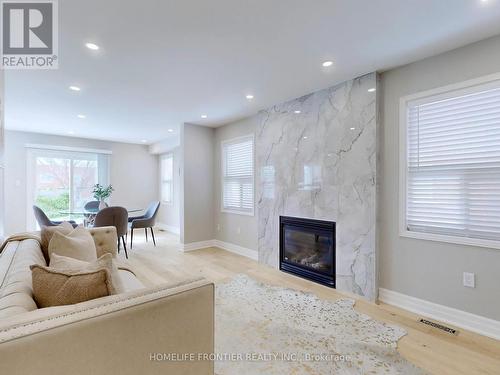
[5,0,500,144]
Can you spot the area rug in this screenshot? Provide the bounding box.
[215,275,426,375]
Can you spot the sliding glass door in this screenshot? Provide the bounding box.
[27,148,109,230]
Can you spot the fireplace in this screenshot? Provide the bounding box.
[279,216,336,287]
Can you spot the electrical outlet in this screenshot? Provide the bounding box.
[463,272,475,288]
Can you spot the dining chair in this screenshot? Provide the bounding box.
[33,205,78,228]
[84,201,107,211]
[94,206,129,258]
[129,201,160,249]
[83,201,108,226]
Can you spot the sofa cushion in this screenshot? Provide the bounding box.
[50,253,124,294]
[0,239,46,319]
[48,227,97,262]
[31,265,115,308]
[40,222,74,262]
[88,226,118,258]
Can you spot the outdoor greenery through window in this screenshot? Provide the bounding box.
[27,147,110,228]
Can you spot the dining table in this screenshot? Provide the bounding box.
[59,207,143,227]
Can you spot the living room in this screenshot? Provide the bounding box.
[0,1,500,374]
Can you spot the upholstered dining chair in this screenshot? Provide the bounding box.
[83,200,108,226]
[84,201,108,211]
[33,205,77,228]
[94,206,129,258]
[128,201,160,249]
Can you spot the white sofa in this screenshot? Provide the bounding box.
[0,227,214,374]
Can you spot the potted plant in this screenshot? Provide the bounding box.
[92,184,114,210]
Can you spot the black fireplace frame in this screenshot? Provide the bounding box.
[279,216,336,288]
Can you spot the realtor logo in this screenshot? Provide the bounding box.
[1,0,58,69]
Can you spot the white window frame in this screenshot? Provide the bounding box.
[399,72,500,250]
[160,153,174,205]
[221,134,255,216]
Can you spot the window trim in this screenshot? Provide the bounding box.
[399,72,500,250]
[160,153,174,205]
[221,134,255,216]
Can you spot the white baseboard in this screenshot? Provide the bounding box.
[213,239,258,261]
[379,288,500,341]
[182,240,215,252]
[156,222,180,235]
[181,238,258,261]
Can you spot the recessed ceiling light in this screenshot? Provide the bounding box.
[168,128,174,133]
[67,131,75,135]
[141,139,147,143]
[77,114,86,119]
[85,42,99,50]
[303,136,308,140]
[294,110,301,114]
[246,94,254,100]
[368,88,376,92]
[201,114,208,119]
[322,61,333,67]
[69,85,81,91]
[350,127,355,130]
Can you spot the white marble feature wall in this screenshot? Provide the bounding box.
[257,73,377,301]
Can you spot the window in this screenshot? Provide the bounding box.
[161,153,174,204]
[400,75,500,248]
[222,135,254,215]
[26,146,110,230]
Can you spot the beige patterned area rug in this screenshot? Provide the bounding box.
[215,275,426,375]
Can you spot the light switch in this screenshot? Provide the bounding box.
[463,272,475,288]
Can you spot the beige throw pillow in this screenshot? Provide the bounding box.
[40,222,75,262]
[30,265,115,308]
[49,253,124,294]
[48,227,97,262]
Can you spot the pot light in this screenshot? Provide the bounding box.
[350,127,355,130]
[246,94,254,100]
[368,88,376,92]
[168,128,174,133]
[141,139,148,143]
[85,42,99,50]
[322,61,333,67]
[68,131,75,135]
[69,85,81,91]
[201,114,208,119]
[77,114,86,119]
[294,110,301,114]
[303,136,308,140]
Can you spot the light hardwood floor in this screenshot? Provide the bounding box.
[126,229,500,375]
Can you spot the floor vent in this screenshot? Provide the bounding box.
[419,318,457,335]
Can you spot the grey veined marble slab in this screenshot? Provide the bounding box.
[256,72,378,301]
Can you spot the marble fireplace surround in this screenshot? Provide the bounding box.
[256,72,377,301]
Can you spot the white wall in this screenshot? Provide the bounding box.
[157,147,181,233]
[4,130,159,235]
[0,71,4,238]
[213,115,259,251]
[380,34,500,320]
[181,123,215,244]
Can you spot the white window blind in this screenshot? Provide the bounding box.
[161,154,174,204]
[406,81,500,244]
[222,136,254,215]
